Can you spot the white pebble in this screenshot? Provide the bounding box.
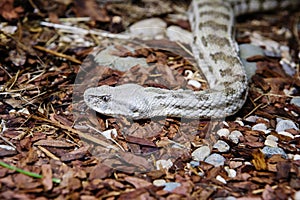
[278,131,295,139]
[0,145,15,151]
[192,146,211,161]
[294,190,300,200]
[228,131,243,144]
[266,135,278,142]
[252,123,267,131]
[288,154,294,160]
[1,25,17,34]
[294,155,300,160]
[204,153,226,167]
[213,140,230,152]
[244,161,252,165]
[245,115,259,123]
[291,111,298,117]
[187,79,201,89]
[264,139,278,147]
[17,108,30,115]
[276,119,299,132]
[216,175,227,184]
[222,121,229,127]
[156,159,173,170]
[153,179,166,187]
[224,166,237,178]
[234,120,244,126]
[217,128,230,137]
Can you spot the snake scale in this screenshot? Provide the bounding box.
[84,0,300,119]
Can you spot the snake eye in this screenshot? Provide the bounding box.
[100,95,111,102]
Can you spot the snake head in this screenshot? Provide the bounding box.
[84,84,149,119]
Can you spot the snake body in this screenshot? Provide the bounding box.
[84,0,299,119]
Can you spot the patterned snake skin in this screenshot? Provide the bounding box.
[84,0,300,119]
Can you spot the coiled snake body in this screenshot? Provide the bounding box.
[84,0,299,119]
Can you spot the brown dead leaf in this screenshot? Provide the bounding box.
[0,0,24,21]
[73,0,110,22]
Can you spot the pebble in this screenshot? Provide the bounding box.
[222,121,229,127]
[213,140,230,153]
[291,97,300,107]
[204,153,226,167]
[234,120,244,126]
[0,145,15,151]
[264,139,278,147]
[239,44,264,79]
[187,79,201,89]
[275,119,299,132]
[217,128,230,138]
[163,182,181,192]
[153,179,166,187]
[166,25,193,44]
[129,18,166,39]
[294,191,300,200]
[239,43,264,58]
[17,108,30,115]
[224,166,237,178]
[252,123,267,131]
[288,154,294,160]
[216,175,227,184]
[228,131,243,144]
[244,115,259,123]
[229,161,243,169]
[214,197,236,200]
[156,159,173,170]
[189,160,200,167]
[294,155,300,160]
[244,161,252,165]
[266,135,278,142]
[280,58,296,76]
[192,146,211,161]
[0,24,18,34]
[261,146,288,159]
[278,131,294,139]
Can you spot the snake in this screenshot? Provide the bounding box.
[84,0,300,119]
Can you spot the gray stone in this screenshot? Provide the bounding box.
[228,130,243,144]
[213,140,230,152]
[163,182,181,192]
[262,146,288,159]
[276,119,299,132]
[166,25,193,44]
[291,97,300,107]
[129,18,166,39]
[192,146,211,161]
[204,153,226,167]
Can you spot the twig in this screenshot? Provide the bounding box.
[30,115,119,151]
[33,45,82,64]
[40,21,131,40]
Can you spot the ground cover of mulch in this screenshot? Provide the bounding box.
[0,0,299,199]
